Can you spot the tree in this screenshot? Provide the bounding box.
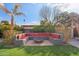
[14,25,23,31]
[69,12,79,38]
[0,21,10,32]
[55,11,79,39]
[0,20,23,44]
[40,6,51,21]
[0,3,26,34]
[33,19,55,33]
[40,19,55,32]
[39,5,61,22]
[39,5,61,32]
[33,25,46,32]
[1,20,9,25]
[54,12,70,26]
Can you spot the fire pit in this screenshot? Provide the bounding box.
[33,37,44,44]
[34,40,43,44]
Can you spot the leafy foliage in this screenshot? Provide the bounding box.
[33,20,55,32]
[14,25,23,31]
[33,25,46,32]
[3,30,15,45]
[0,21,23,44]
[0,4,26,34]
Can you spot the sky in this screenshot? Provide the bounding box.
[0,3,79,25]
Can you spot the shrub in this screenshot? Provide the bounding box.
[33,25,55,33]
[3,30,16,45]
[0,29,3,38]
[33,25,46,32]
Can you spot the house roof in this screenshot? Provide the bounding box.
[21,25,39,29]
[22,25,36,27]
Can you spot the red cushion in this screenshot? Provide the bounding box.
[18,33,61,40]
[28,33,50,37]
[20,34,26,39]
[51,33,60,39]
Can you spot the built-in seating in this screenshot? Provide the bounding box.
[16,33,64,45]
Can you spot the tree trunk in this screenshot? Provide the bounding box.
[10,15,14,34]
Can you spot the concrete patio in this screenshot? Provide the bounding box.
[26,40,53,46]
[68,38,79,48]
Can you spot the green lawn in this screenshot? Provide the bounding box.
[0,45,79,56]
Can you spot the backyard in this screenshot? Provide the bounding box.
[0,45,79,56]
[0,3,79,56]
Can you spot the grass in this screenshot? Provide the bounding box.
[0,45,79,56]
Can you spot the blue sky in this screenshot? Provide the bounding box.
[0,3,79,25]
[0,3,44,25]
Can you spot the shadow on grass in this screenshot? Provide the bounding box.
[0,44,79,56]
[0,44,21,49]
[23,45,79,56]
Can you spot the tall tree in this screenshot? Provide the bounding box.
[40,5,63,25]
[55,12,79,38]
[0,3,26,33]
[39,5,62,32]
[40,5,51,21]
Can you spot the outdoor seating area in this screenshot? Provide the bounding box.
[0,3,79,56]
[15,33,64,46]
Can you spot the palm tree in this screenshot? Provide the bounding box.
[0,3,26,33]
